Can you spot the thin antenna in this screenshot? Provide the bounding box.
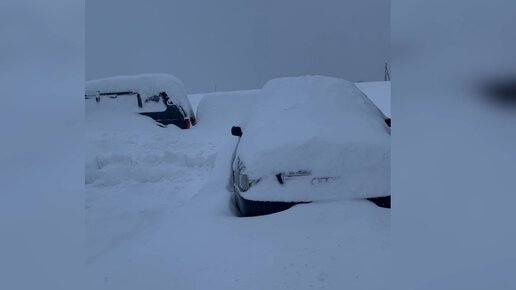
[384,62,391,81]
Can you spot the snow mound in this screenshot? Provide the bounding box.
[237,76,390,201]
[86,125,218,261]
[194,90,260,133]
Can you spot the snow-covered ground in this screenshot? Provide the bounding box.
[86,81,390,289]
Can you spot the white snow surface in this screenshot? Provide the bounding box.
[86,73,195,116]
[355,81,391,117]
[194,89,260,130]
[237,76,390,201]
[86,84,390,290]
[189,82,389,119]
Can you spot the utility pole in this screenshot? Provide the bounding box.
[384,62,391,81]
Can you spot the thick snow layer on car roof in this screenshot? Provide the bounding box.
[236,76,390,201]
[86,73,194,116]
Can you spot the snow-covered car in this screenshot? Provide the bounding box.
[231,76,391,216]
[85,74,196,128]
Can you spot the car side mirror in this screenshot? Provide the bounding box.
[231,126,243,137]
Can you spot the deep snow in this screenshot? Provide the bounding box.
[86,82,390,289]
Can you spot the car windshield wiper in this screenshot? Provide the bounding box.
[85,91,143,108]
[275,170,311,184]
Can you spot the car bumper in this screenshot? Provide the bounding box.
[233,186,309,217]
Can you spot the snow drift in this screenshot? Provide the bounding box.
[194,89,260,133]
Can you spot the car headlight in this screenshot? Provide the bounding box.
[239,174,250,192]
[234,157,258,192]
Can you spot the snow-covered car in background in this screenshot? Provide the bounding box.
[86,74,196,128]
[231,76,391,216]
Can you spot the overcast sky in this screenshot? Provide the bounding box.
[86,0,389,93]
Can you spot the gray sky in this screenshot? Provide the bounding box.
[86,0,389,93]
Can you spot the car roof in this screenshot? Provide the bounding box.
[241,75,388,144]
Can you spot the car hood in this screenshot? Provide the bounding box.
[237,138,390,202]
